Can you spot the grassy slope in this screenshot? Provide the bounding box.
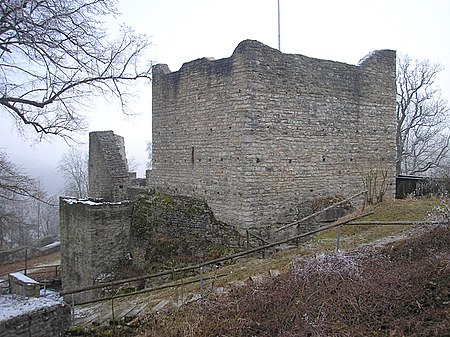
[68,197,449,337]
[144,225,449,337]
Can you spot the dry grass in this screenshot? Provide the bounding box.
[66,197,449,337]
[135,225,449,337]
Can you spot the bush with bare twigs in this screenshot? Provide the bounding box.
[137,225,449,337]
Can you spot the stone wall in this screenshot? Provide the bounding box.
[0,295,70,337]
[131,193,242,272]
[59,197,133,302]
[149,39,396,232]
[88,131,129,201]
[0,242,60,265]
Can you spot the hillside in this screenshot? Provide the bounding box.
[138,224,449,337]
[67,198,450,337]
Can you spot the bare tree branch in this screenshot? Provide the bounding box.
[0,149,56,247]
[58,147,88,198]
[396,54,450,175]
[0,0,152,140]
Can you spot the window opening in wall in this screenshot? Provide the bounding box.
[191,146,195,165]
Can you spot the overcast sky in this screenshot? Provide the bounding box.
[1,0,449,194]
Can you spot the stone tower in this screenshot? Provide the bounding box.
[88,130,129,201]
[148,39,397,232]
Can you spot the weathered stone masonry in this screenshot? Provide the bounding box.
[148,40,397,231]
[60,198,133,302]
[60,131,242,301]
[0,296,70,337]
[89,130,129,201]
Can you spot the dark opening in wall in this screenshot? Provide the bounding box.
[256,158,260,163]
[191,147,195,164]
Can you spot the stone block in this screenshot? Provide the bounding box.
[9,272,40,298]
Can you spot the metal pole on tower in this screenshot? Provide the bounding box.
[277,0,281,50]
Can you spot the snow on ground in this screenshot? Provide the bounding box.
[0,290,64,321]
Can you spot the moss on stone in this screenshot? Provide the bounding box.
[130,192,241,272]
[153,193,175,205]
[131,195,155,239]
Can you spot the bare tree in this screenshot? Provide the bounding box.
[0,150,48,247]
[126,153,140,172]
[0,0,151,140]
[146,140,152,169]
[0,150,40,201]
[58,148,88,198]
[396,54,450,175]
[39,195,59,238]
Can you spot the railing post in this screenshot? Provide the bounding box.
[336,225,341,254]
[199,266,204,298]
[172,262,178,304]
[71,294,75,325]
[111,296,116,336]
[246,230,250,250]
[24,248,28,276]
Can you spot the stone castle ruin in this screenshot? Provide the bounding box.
[60,40,396,300]
[148,39,396,231]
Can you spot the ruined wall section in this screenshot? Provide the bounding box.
[150,40,396,231]
[130,193,242,272]
[149,53,252,228]
[59,198,132,302]
[0,296,70,337]
[88,131,129,201]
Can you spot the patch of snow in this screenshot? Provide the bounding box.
[9,272,39,284]
[41,241,60,250]
[40,288,62,302]
[62,197,129,206]
[0,294,63,321]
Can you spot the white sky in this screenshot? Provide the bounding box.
[1,0,449,194]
